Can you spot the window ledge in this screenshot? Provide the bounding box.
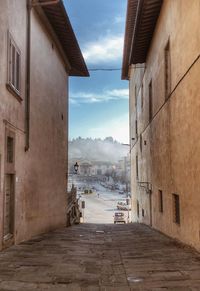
[6,83,22,102]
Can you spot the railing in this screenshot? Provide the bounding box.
[66,185,81,226]
[67,185,77,209]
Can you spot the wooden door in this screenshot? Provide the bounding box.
[3,174,15,239]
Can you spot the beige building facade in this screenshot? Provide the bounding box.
[0,0,88,250]
[122,0,200,251]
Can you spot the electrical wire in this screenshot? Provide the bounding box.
[88,68,121,71]
[88,65,146,71]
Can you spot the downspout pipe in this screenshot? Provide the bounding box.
[25,0,31,152]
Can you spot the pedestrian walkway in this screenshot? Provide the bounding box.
[0,223,200,290]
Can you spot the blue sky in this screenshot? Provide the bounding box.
[64,0,129,143]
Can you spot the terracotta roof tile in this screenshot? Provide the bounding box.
[122,0,163,80]
[40,0,89,77]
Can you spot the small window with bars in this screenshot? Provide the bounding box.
[158,190,163,213]
[137,200,139,218]
[7,136,14,164]
[172,193,180,224]
[7,32,21,98]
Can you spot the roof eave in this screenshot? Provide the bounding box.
[39,0,89,77]
[122,0,163,80]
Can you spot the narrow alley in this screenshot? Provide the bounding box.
[0,223,200,291]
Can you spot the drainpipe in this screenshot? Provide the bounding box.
[25,0,31,152]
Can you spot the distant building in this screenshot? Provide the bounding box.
[122,0,200,251]
[79,161,92,176]
[90,161,113,176]
[115,155,131,190]
[69,159,114,177]
[0,0,88,250]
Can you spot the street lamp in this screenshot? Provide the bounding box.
[74,162,79,174]
[71,162,79,188]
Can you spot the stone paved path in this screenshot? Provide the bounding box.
[0,223,200,290]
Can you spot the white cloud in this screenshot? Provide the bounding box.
[70,88,129,104]
[69,98,79,105]
[114,16,124,24]
[88,113,129,144]
[83,35,124,64]
[107,89,128,98]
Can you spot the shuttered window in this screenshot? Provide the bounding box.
[7,32,21,97]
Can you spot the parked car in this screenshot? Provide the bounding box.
[117,201,126,209]
[117,201,125,205]
[118,190,124,194]
[122,204,131,211]
[117,202,131,211]
[114,212,126,224]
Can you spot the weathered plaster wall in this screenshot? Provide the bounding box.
[0,0,27,250]
[130,0,200,251]
[0,0,68,248]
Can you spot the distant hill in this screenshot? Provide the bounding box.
[69,137,128,163]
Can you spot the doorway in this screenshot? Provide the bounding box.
[3,129,16,247]
[3,174,15,240]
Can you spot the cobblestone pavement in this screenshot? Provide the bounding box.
[0,223,200,291]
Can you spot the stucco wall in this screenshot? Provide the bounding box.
[129,0,200,251]
[0,0,68,249]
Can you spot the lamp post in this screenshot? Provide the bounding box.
[72,162,81,224]
[74,162,79,174]
[71,162,79,188]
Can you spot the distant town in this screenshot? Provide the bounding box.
[68,136,130,192]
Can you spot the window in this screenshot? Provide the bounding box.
[142,208,144,217]
[158,190,163,213]
[135,119,138,138]
[135,85,138,120]
[172,194,180,224]
[5,130,15,173]
[165,40,171,99]
[7,32,21,97]
[4,174,15,237]
[135,85,137,107]
[137,200,139,218]
[140,134,142,153]
[7,137,14,163]
[149,80,153,122]
[141,83,144,109]
[136,155,139,180]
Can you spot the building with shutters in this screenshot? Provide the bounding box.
[0,0,88,250]
[122,0,200,251]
